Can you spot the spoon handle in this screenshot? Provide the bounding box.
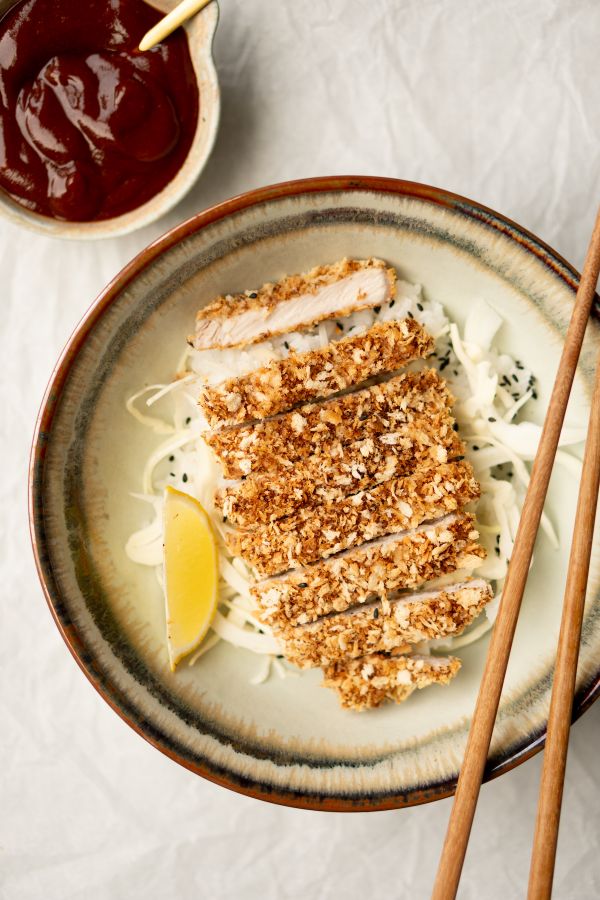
[139,0,213,52]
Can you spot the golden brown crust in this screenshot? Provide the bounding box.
[323,654,462,710]
[191,259,395,349]
[198,319,434,429]
[216,417,464,527]
[225,459,480,577]
[203,368,452,479]
[282,580,492,668]
[195,258,391,321]
[252,513,485,626]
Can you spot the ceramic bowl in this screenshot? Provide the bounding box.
[29,177,600,810]
[0,0,220,239]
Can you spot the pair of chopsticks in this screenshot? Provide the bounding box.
[139,0,213,52]
[432,205,600,900]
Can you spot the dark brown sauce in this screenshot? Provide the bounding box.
[0,0,199,221]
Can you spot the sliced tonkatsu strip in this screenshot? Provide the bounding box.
[282,579,493,668]
[216,413,464,527]
[199,318,434,429]
[252,513,485,627]
[225,460,480,577]
[204,368,452,479]
[323,653,462,710]
[191,258,396,350]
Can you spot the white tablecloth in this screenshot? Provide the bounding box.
[2,1,600,897]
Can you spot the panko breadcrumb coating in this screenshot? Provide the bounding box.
[199,318,434,428]
[192,258,396,350]
[225,459,480,577]
[216,413,464,526]
[252,513,485,627]
[323,653,462,710]
[203,368,452,479]
[282,580,492,668]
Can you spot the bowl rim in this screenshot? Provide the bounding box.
[0,0,221,240]
[29,175,600,811]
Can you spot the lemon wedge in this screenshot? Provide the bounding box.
[163,486,218,671]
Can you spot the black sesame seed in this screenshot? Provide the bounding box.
[511,374,518,383]
[185,417,191,425]
[249,292,258,299]
[473,445,480,451]
[495,547,500,556]
[277,655,284,659]
[456,455,465,461]
[513,393,520,400]
[440,359,449,371]
[298,582,308,588]
[373,608,379,619]
[453,423,459,431]
[389,299,395,308]
[169,455,175,461]
[488,417,496,422]
[169,472,175,477]
[407,311,414,318]
[373,306,381,314]
[182,473,188,483]
[284,341,290,350]
[417,302,424,311]
[532,391,538,399]
[359,411,370,421]
[223,515,227,522]
[336,321,344,330]
[453,369,459,376]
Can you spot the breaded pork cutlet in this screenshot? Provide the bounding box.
[204,368,452,479]
[225,459,480,577]
[191,258,396,350]
[323,653,462,710]
[216,411,464,527]
[282,579,493,668]
[199,318,434,428]
[189,255,493,710]
[252,513,485,627]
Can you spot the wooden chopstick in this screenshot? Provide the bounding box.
[527,341,600,898]
[139,0,213,52]
[432,204,600,900]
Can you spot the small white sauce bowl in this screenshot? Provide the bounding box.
[0,0,220,239]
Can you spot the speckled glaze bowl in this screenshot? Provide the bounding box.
[0,0,220,239]
[30,177,600,810]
